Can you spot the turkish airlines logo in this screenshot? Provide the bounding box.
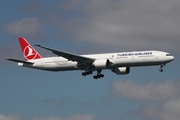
[23,45,37,60]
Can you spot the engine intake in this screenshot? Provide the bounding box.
[112,67,130,75]
[92,59,110,69]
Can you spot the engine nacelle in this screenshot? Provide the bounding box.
[112,67,130,75]
[92,59,110,69]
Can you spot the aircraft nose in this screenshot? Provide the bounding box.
[168,55,175,62]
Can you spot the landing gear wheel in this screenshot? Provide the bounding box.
[93,75,98,79]
[159,69,163,72]
[82,72,86,76]
[99,74,104,78]
[82,71,93,76]
[93,73,104,79]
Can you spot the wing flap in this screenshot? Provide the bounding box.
[34,44,95,63]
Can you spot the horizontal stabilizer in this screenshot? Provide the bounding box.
[6,58,34,64]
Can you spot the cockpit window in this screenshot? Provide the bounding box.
[166,54,171,56]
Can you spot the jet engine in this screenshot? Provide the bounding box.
[112,67,130,75]
[92,59,110,69]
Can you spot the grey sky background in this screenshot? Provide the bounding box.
[3,0,180,52]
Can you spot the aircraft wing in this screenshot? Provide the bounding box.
[6,58,34,64]
[34,45,95,63]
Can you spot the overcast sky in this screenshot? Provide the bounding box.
[1,0,180,120]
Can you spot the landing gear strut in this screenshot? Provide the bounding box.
[159,64,165,72]
[93,70,104,79]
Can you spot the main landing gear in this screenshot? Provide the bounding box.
[93,74,104,79]
[159,64,165,72]
[81,70,104,79]
[82,71,93,76]
[93,70,104,79]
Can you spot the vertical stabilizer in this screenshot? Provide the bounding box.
[18,37,42,61]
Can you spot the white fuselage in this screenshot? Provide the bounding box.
[19,50,174,71]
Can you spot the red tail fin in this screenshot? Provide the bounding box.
[18,37,42,61]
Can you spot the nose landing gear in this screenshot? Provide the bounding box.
[159,68,163,72]
[159,64,165,72]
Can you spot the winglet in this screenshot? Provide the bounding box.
[18,38,42,61]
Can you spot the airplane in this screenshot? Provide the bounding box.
[6,37,174,79]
